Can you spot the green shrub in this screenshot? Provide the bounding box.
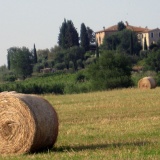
[87,50,132,90]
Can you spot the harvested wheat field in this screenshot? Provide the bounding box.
[1,88,160,159]
[0,92,58,155]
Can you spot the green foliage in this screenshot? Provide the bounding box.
[31,44,37,64]
[118,30,141,55]
[0,65,16,82]
[101,33,120,50]
[54,46,85,71]
[55,62,66,70]
[80,23,90,51]
[33,63,44,73]
[75,69,88,82]
[58,19,79,49]
[117,21,126,31]
[68,46,85,70]
[7,47,33,79]
[145,49,160,72]
[139,50,149,59]
[102,29,142,55]
[86,26,95,44]
[0,71,93,94]
[149,43,159,51]
[87,50,133,90]
[37,49,49,62]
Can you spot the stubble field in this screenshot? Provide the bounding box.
[1,88,160,159]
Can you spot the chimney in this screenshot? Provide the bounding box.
[103,26,105,30]
[125,21,129,26]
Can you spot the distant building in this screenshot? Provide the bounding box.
[95,21,160,50]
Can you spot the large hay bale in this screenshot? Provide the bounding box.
[138,77,156,89]
[0,92,58,155]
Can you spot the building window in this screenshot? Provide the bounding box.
[151,32,154,38]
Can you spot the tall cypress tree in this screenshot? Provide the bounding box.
[58,19,79,49]
[58,19,67,48]
[80,23,89,52]
[65,20,79,48]
[33,44,37,63]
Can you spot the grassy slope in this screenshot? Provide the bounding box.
[1,88,160,159]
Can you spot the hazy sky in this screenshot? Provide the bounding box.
[0,0,160,66]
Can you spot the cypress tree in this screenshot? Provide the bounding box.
[33,44,37,63]
[58,19,67,48]
[80,23,90,52]
[58,19,79,49]
[66,20,79,48]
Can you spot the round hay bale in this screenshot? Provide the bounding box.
[138,77,156,89]
[0,92,58,155]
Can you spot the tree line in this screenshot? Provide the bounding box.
[1,20,160,93]
[2,19,96,81]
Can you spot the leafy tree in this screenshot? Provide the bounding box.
[54,50,65,64]
[37,49,49,63]
[7,47,33,79]
[58,19,79,49]
[33,63,44,73]
[68,46,85,70]
[145,49,160,73]
[80,23,90,52]
[102,29,142,55]
[0,65,15,82]
[86,27,95,44]
[149,42,158,51]
[87,50,132,90]
[117,21,126,31]
[49,45,62,60]
[101,33,120,50]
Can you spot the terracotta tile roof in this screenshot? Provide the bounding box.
[126,25,150,33]
[95,23,151,33]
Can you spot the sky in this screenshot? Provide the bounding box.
[0,0,160,66]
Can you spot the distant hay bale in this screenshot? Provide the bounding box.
[0,92,58,155]
[138,77,156,89]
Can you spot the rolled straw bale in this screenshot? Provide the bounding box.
[138,76,156,89]
[0,92,58,155]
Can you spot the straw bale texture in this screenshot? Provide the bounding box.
[138,77,156,89]
[0,92,58,155]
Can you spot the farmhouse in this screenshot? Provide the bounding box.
[95,21,160,50]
